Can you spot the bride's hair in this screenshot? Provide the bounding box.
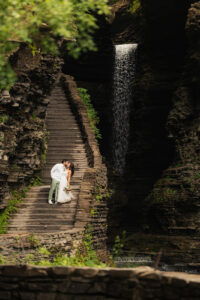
[69,162,74,176]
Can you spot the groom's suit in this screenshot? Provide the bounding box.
[48,163,65,203]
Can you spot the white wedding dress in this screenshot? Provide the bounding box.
[57,170,75,203]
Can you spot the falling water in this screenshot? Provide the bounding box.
[112,43,138,174]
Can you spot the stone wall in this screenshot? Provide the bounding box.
[0,44,62,209]
[61,75,108,250]
[0,228,84,262]
[1,265,200,299]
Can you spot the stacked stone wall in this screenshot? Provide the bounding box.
[61,75,108,250]
[0,265,200,299]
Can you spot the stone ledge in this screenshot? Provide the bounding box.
[0,265,200,299]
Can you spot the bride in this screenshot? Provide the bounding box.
[57,161,75,203]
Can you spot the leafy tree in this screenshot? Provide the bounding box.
[0,0,110,89]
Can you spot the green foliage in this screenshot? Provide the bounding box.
[0,223,114,267]
[77,88,102,142]
[95,185,114,202]
[41,130,49,166]
[0,188,29,234]
[28,233,41,247]
[0,136,4,143]
[129,0,141,14]
[31,113,37,121]
[112,230,127,258]
[0,115,9,123]
[148,187,178,205]
[0,254,6,264]
[0,0,110,89]
[30,176,42,186]
[0,176,42,234]
[41,153,46,165]
[37,247,50,256]
[195,173,200,180]
[90,208,97,216]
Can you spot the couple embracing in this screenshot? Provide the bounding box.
[48,159,75,204]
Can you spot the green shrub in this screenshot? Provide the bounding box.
[0,0,110,89]
[0,115,9,123]
[0,188,29,234]
[78,88,102,142]
[0,176,42,234]
[129,0,141,14]
[111,230,127,258]
[28,233,41,247]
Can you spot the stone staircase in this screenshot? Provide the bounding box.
[7,84,88,233]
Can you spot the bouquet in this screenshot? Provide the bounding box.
[64,185,71,192]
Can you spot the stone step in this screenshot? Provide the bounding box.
[47,141,84,145]
[9,219,75,225]
[13,211,77,217]
[46,150,86,154]
[43,168,86,173]
[47,127,80,131]
[15,206,77,212]
[44,156,86,160]
[46,125,80,129]
[8,228,74,234]
[41,178,83,184]
[25,189,80,194]
[47,116,78,120]
[44,158,87,162]
[8,84,90,235]
[20,191,79,197]
[20,195,79,201]
[45,154,87,157]
[47,147,86,151]
[168,226,197,235]
[47,111,74,113]
[47,136,83,140]
[26,193,80,200]
[40,174,84,180]
[7,224,74,231]
[41,169,84,173]
[43,163,87,168]
[47,134,82,138]
[47,106,73,109]
[43,162,87,166]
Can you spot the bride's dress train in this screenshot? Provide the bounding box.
[57,170,75,203]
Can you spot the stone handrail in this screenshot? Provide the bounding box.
[60,74,107,232]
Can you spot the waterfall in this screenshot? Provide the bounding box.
[112,43,138,175]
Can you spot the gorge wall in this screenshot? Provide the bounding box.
[0,44,61,208]
[139,0,200,234]
[109,0,200,237]
[122,0,191,229]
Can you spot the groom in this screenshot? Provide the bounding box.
[48,159,69,204]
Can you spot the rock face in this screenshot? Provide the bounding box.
[0,44,62,208]
[145,1,200,234]
[120,0,191,229]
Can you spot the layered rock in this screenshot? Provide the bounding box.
[145,1,200,234]
[0,44,62,208]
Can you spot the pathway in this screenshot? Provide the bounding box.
[8,84,88,233]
